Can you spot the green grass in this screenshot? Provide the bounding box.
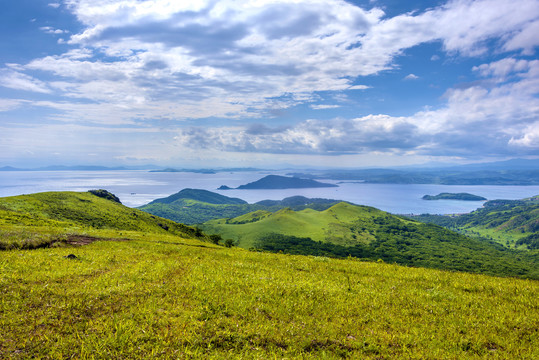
[1,191,538,358]
[202,202,385,248]
[0,191,203,248]
[1,235,538,359]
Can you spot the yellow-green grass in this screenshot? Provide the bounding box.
[457,226,527,248]
[1,191,538,358]
[0,191,201,249]
[1,233,538,359]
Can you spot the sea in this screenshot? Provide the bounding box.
[1,170,539,215]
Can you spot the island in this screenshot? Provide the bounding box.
[422,193,487,201]
[219,175,338,190]
[150,168,216,174]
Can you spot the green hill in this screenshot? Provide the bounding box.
[0,190,204,249]
[412,195,539,249]
[147,188,247,205]
[139,189,341,224]
[1,191,539,358]
[203,202,380,247]
[201,202,538,279]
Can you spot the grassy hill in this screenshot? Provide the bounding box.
[203,202,382,248]
[0,190,204,249]
[1,191,539,358]
[201,202,538,279]
[412,195,539,249]
[146,188,247,205]
[139,189,341,224]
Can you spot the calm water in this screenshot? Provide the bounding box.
[1,170,539,214]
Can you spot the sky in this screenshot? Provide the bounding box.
[0,0,538,168]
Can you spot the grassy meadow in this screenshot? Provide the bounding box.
[1,191,538,358]
[2,235,539,359]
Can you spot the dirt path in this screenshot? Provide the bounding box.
[65,234,129,246]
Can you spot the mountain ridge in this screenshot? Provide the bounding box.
[139,189,342,224]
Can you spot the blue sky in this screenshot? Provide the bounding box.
[0,0,538,168]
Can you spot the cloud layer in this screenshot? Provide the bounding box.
[1,0,538,164]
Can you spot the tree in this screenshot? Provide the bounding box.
[209,234,222,245]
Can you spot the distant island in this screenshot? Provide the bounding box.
[220,175,338,190]
[150,168,216,174]
[422,193,487,201]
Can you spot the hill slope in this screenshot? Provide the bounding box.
[146,188,247,205]
[202,202,538,279]
[203,202,381,247]
[412,195,539,249]
[0,190,203,248]
[1,226,538,358]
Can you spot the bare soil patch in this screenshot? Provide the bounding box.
[65,234,129,246]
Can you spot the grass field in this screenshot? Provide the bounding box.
[1,234,538,359]
[1,191,538,358]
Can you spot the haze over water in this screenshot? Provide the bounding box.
[2,171,539,215]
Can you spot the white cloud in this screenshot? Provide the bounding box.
[10,0,538,122]
[503,20,539,55]
[404,74,419,80]
[173,56,539,156]
[0,99,25,112]
[348,85,371,90]
[433,0,539,56]
[311,104,341,110]
[48,3,61,8]
[40,26,69,34]
[2,0,538,160]
[473,58,532,79]
[0,70,51,93]
[509,123,539,148]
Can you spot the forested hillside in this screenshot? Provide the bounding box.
[412,196,539,249]
[202,202,538,279]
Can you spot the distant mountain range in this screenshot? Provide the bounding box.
[3,158,538,184]
[288,158,539,185]
[0,165,159,171]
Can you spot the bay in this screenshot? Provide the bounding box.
[1,170,539,214]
